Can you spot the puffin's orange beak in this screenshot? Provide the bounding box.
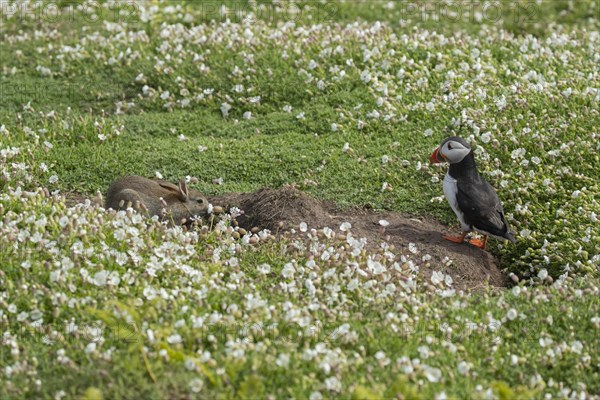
[429,147,442,164]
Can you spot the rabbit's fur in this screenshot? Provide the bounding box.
[105,176,208,225]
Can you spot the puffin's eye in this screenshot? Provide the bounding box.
[447,143,453,150]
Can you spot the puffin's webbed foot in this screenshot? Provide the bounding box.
[442,232,467,244]
[468,235,488,249]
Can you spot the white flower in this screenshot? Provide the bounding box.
[379,219,390,227]
[408,243,418,254]
[93,271,108,286]
[431,271,444,285]
[85,342,96,354]
[444,274,453,287]
[495,95,507,110]
[243,111,252,120]
[537,269,548,280]
[37,65,51,76]
[511,148,526,160]
[49,270,61,282]
[167,334,182,344]
[276,353,290,368]
[367,257,386,275]
[49,175,59,184]
[189,378,204,393]
[309,392,323,400]
[423,365,442,382]
[480,132,491,143]
[360,69,372,83]
[520,229,531,237]
[108,272,120,286]
[220,102,232,117]
[457,361,470,375]
[375,351,390,366]
[305,279,316,297]
[424,128,433,137]
[324,376,341,392]
[339,222,351,232]
[436,391,448,400]
[160,91,170,100]
[571,341,583,354]
[184,358,196,371]
[507,308,518,321]
[281,263,295,279]
[257,264,271,274]
[299,222,308,232]
[331,123,338,132]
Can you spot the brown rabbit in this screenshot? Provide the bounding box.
[105,175,208,225]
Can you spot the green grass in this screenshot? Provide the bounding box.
[0,196,598,399]
[1,1,599,398]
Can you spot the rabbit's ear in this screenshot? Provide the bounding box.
[157,181,180,192]
[178,179,189,201]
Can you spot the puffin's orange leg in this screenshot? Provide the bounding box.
[442,232,467,244]
[468,235,488,249]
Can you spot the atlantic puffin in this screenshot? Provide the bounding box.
[429,136,515,249]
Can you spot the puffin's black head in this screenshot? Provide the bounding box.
[429,136,472,165]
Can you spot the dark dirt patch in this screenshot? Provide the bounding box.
[209,185,509,290]
[64,191,102,208]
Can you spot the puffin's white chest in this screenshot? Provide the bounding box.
[443,173,470,231]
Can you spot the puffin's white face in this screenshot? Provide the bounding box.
[438,139,471,164]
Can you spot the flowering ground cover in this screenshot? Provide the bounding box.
[0,1,598,398]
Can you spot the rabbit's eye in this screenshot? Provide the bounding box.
[197,199,204,204]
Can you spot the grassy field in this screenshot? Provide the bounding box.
[1,0,599,399]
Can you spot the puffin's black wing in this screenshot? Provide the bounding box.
[456,178,512,240]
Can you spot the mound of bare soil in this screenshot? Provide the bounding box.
[210,185,509,290]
